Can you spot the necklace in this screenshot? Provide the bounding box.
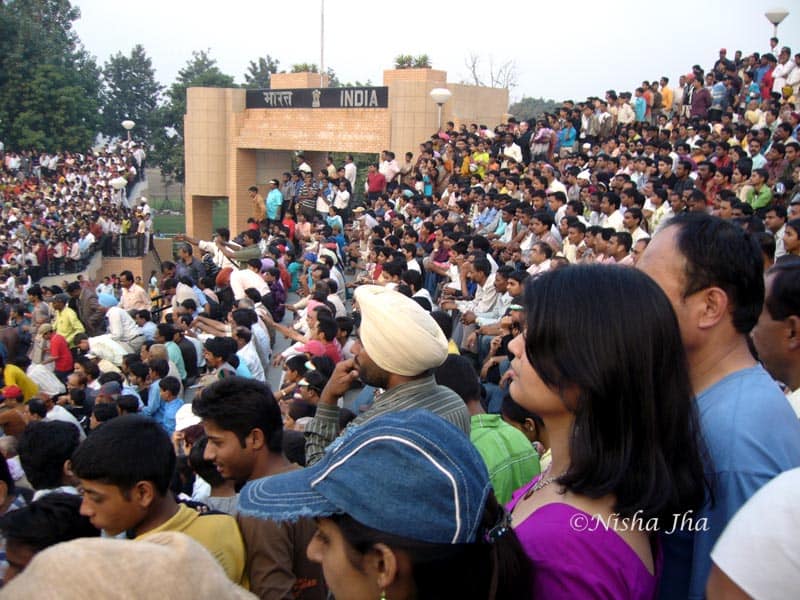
[522,466,563,500]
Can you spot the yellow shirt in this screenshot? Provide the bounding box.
[137,503,247,586]
[661,86,674,111]
[4,365,38,401]
[53,306,85,347]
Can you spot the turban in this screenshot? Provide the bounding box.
[215,267,233,287]
[355,285,448,377]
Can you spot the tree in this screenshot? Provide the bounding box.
[412,54,431,69]
[508,96,561,122]
[288,63,345,88]
[291,63,318,73]
[244,55,280,89]
[462,54,518,90]
[0,0,101,151]
[393,54,431,69]
[150,50,235,183]
[394,54,413,69]
[100,44,163,140]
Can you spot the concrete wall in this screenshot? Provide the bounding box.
[184,70,508,238]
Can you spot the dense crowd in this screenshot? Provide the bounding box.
[0,40,798,599]
[0,140,153,282]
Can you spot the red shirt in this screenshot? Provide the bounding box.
[299,339,343,363]
[50,332,74,372]
[367,172,387,193]
[281,217,296,241]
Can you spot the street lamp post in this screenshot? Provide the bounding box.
[765,8,789,38]
[121,119,135,142]
[429,88,452,131]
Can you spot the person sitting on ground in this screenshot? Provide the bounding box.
[157,376,184,436]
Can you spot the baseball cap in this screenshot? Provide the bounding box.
[303,252,317,263]
[238,410,491,544]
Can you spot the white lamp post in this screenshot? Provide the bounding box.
[430,88,452,131]
[765,8,789,38]
[109,175,129,208]
[121,119,135,142]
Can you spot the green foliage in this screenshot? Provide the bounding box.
[244,55,280,89]
[413,54,431,69]
[100,44,163,140]
[0,0,101,151]
[150,50,235,183]
[394,54,431,69]
[287,64,348,88]
[508,96,561,122]
[291,63,319,73]
[394,54,414,69]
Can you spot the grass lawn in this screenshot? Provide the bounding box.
[152,201,229,236]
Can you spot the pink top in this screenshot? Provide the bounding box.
[508,478,661,600]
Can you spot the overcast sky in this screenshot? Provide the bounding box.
[73,0,795,102]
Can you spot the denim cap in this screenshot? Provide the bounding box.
[238,410,491,545]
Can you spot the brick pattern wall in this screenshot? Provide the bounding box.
[237,108,392,154]
[184,72,508,238]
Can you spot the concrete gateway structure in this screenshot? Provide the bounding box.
[183,68,508,237]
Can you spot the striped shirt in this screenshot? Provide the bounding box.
[305,376,470,466]
[470,414,540,505]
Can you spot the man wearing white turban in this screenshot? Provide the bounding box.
[305,285,470,465]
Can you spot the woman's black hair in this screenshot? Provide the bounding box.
[331,491,531,600]
[521,265,708,522]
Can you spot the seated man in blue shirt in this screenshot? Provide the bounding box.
[157,376,183,436]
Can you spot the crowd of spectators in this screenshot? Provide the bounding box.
[0,40,798,599]
[0,140,153,282]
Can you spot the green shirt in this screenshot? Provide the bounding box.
[470,413,540,505]
[230,244,263,267]
[746,184,772,210]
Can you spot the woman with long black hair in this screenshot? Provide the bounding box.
[507,265,708,599]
